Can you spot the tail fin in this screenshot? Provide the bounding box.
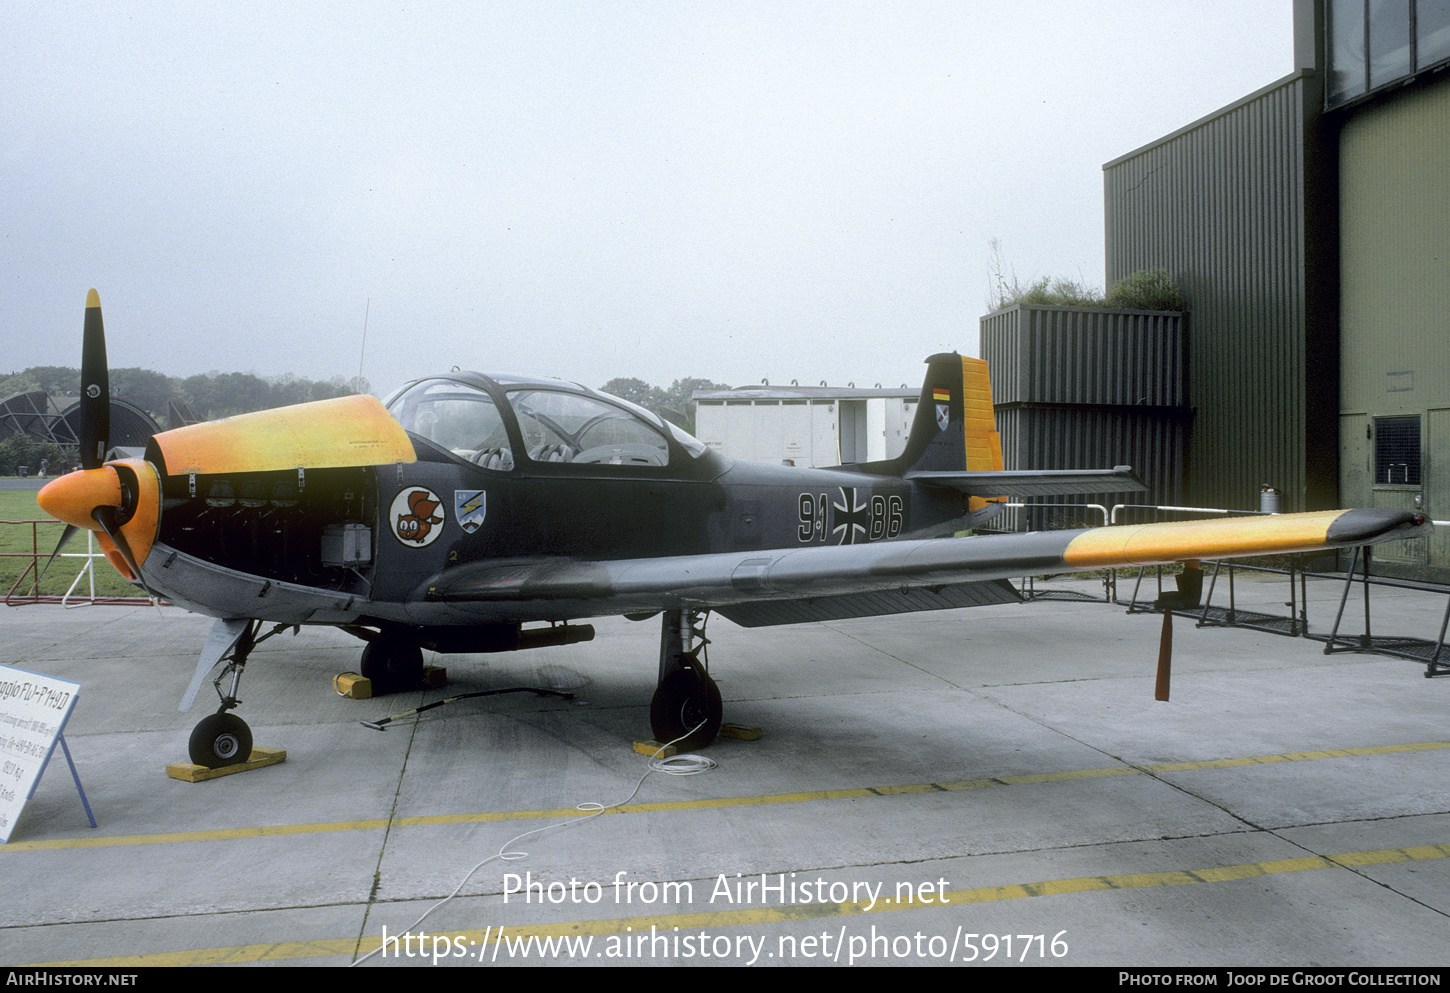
[867,352,1003,478]
[866,353,1144,506]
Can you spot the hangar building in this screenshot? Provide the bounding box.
[692,385,918,467]
[1101,0,1449,580]
[693,3,1447,580]
[0,390,161,454]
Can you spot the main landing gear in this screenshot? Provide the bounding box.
[358,633,424,695]
[650,610,721,749]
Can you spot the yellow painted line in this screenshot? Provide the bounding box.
[5,741,1446,854]
[34,841,1450,966]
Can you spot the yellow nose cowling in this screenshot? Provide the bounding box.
[37,460,160,582]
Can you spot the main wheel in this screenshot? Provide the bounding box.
[189,713,253,769]
[649,665,722,749]
[360,637,424,694]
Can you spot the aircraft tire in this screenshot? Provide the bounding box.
[649,665,721,750]
[189,713,253,769]
[360,638,424,695]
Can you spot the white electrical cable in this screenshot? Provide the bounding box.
[351,720,715,966]
[649,751,717,775]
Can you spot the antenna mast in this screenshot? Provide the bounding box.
[357,298,370,392]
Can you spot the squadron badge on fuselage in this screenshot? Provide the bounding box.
[391,487,445,546]
[455,490,487,533]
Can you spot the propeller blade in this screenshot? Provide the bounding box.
[1155,608,1172,702]
[37,524,79,586]
[79,289,110,470]
[92,505,142,584]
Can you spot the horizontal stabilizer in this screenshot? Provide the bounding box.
[906,466,1146,498]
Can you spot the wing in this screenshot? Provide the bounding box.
[423,508,1430,624]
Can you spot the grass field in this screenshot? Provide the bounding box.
[0,488,145,599]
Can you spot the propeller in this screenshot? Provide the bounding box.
[1150,561,1203,702]
[36,291,155,587]
[92,502,143,580]
[37,291,109,582]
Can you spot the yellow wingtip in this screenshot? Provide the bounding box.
[86,289,100,309]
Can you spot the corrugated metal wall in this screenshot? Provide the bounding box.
[982,306,1186,406]
[980,305,1188,529]
[1102,69,1338,514]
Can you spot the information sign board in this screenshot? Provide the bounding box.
[0,664,82,843]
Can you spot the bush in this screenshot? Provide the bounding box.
[1106,268,1184,311]
[0,435,70,476]
[991,268,1183,312]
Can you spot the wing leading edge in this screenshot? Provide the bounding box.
[424,508,1430,620]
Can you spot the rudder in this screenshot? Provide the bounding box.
[960,355,1004,475]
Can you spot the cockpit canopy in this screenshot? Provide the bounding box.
[385,374,707,470]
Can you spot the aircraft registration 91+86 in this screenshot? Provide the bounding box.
[36,292,1432,767]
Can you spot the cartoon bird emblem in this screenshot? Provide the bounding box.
[395,489,444,544]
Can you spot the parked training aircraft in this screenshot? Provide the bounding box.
[37,292,1432,766]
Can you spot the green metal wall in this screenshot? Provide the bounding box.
[1103,70,1339,515]
[1338,76,1450,577]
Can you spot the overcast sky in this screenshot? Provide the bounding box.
[4,1,1294,398]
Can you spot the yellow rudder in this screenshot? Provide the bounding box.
[961,356,1004,508]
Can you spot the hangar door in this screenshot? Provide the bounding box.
[1338,80,1450,577]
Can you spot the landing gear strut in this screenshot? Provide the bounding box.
[650,610,721,749]
[182,618,297,768]
[182,618,254,767]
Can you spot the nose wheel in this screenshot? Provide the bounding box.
[183,618,288,768]
[189,712,253,768]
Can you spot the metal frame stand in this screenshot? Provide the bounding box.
[1321,547,1450,677]
[56,734,97,829]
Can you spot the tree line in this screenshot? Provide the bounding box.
[0,367,733,475]
[597,376,731,432]
[0,366,371,424]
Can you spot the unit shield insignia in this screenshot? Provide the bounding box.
[933,386,950,431]
[455,490,487,533]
